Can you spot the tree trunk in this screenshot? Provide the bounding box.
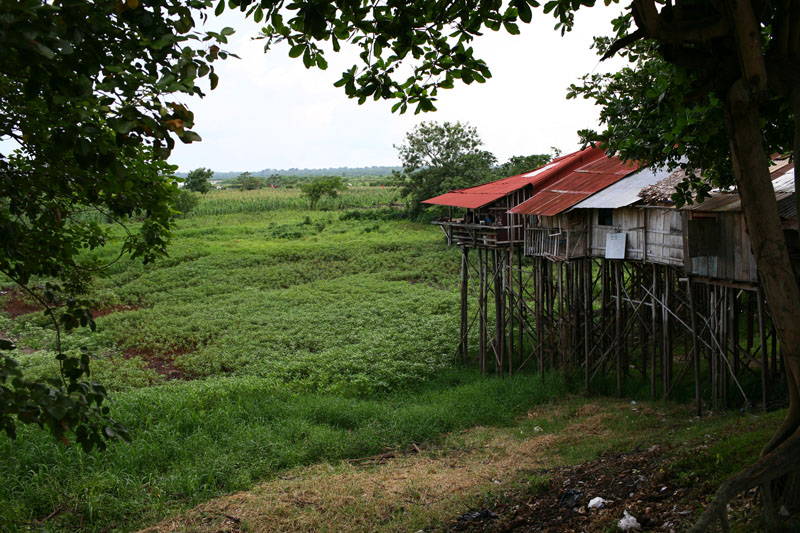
[690,79,800,532]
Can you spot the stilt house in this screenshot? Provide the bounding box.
[681,160,797,284]
[423,147,605,249]
[508,153,640,260]
[568,165,684,266]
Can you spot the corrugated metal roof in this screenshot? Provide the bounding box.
[422,147,606,209]
[777,195,796,220]
[683,166,795,215]
[571,164,675,209]
[509,155,639,215]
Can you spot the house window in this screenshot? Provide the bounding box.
[597,208,614,226]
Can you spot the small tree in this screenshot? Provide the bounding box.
[234,172,265,190]
[185,167,213,193]
[300,177,345,210]
[393,121,496,214]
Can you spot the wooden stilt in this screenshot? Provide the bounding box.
[757,284,769,409]
[687,277,702,416]
[662,266,672,399]
[615,261,622,397]
[493,250,504,375]
[722,287,730,408]
[651,263,658,398]
[517,252,524,369]
[584,258,591,392]
[508,249,514,377]
[460,247,469,364]
[479,247,486,374]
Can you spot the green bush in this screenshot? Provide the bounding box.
[174,189,200,216]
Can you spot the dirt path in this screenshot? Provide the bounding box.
[139,400,767,532]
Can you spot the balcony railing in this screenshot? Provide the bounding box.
[524,227,587,260]
[432,219,523,248]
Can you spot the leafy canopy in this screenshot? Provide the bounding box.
[185,167,215,193]
[233,171,266,190]
[224,0,546,113]
[392,121,496,213]
[0,0,231,450]
[300,176,346,209]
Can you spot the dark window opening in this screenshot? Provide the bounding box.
[597,208,614,226]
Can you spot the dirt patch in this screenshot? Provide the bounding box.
[123,345,193,381]
[141,426,561,533]
[1,288,43,317]
[451,445,696,532]
[137,400,774,533]
[92,304,139,319]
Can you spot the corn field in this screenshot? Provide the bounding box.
[191,186,400,216]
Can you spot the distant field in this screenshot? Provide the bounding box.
[190,185,400,216]
[0,187,572,531]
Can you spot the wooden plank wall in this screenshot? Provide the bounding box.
[585,207,683,266]
[685,211,757,283]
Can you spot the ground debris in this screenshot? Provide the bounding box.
[444,445,701,532]
[451,509,499,530]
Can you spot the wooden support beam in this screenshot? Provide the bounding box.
[686,277,702,416]
[584,258,591,392]
[615,261,623,397]
[479,247,486,374]
[460,247,469,365]
[651,263,658,399]
[757,284,769,409]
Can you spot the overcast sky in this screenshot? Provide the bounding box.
[168,6,628,173]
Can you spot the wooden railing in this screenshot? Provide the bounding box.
[432,220,523,248]
[524,227,587,260]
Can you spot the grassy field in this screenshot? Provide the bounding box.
[0,186,785,531]
[0,187,573,531]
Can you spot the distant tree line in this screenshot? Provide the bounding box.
[177,166,402,181]
[184,121,559,218]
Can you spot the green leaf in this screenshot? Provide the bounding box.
[215,0,224,16]
[289,44,304,58]
[0,339,16,351]
[516,0,533,23]
[180,130,202,143]
[31,41,55,59]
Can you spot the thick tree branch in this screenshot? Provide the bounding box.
[602,28,645,60]
[688,429,800,532]
[632,0,730,44]
[726,0,769,94]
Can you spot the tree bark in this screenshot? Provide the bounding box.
[690,77,800,533]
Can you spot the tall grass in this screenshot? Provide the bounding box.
[0,371,570,531]
[0,204,574,531]
[190,186,399,216]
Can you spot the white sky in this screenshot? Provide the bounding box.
[168,6,628,173]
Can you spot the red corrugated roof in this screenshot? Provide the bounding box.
[509,155,640,215]
[422,147,606,209]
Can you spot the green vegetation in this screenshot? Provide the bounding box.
[300,176,347,210]
[185,168,214,194]
[0,187,568,530]
[0,188,788,531]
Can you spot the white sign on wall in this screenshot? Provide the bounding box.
[605,233,626,259]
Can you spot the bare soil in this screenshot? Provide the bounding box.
[447,445,700,532]
[141,401,771,533]
[92,304,139,318]
[123,344,192,381]
[0,288,43,317]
